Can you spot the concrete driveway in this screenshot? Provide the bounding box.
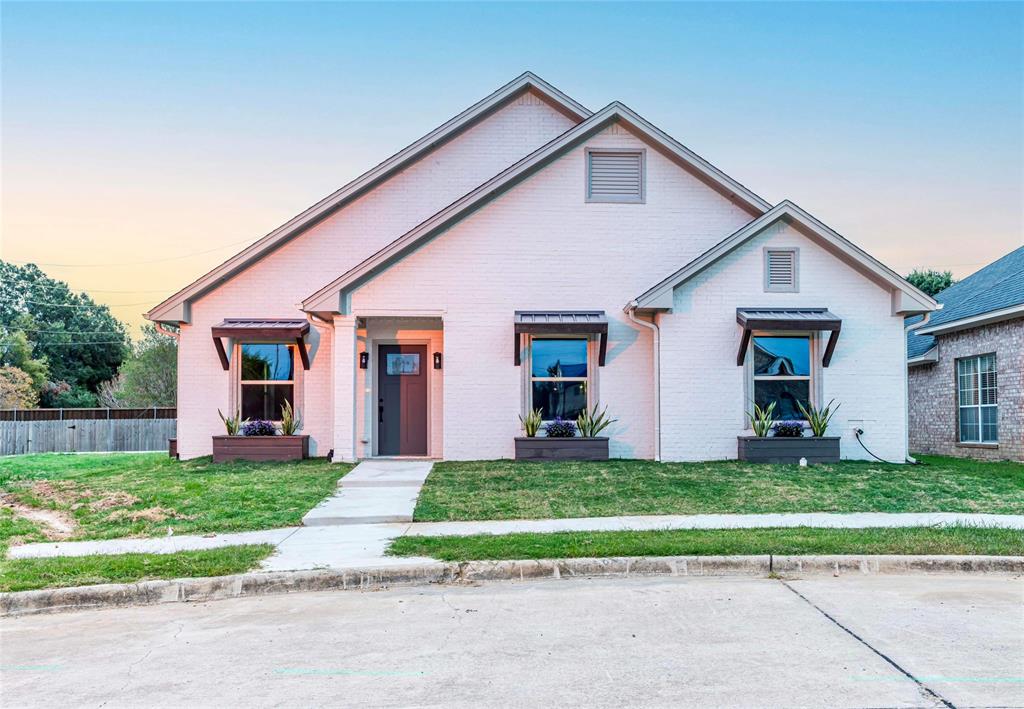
[2,574,1021,708]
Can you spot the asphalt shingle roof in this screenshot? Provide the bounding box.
[907,246,1024,359]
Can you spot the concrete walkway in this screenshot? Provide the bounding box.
[300,459,433,525]
[7,512,1024,572]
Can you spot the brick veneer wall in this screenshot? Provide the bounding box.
[908,318,1024,461]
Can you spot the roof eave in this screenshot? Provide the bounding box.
[303,102,774,314]
[145,72,592,325]
[915,302,1024,336]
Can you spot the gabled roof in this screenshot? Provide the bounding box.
[146,72,592,325]
[912,245,1024,335]
[629,201,938,315]
[302,101,773,314]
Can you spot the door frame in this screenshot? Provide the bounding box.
[371,338,433,457]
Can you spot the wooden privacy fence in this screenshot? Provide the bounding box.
[0,408,177,455]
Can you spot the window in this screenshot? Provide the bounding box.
[530,338,589,420]
[240,344,295,420]
[752,335,811,419]
[764,248,798,292]
[586,150,644,203]
[958,354,997,444]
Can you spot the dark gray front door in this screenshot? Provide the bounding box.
[377,344,428,456]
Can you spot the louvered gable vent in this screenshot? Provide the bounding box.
[765,249,798,292]
[587,150,644,202]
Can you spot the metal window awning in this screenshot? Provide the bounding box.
[211,319,311,371]
[514,311,608,366]
[736,308,842,367]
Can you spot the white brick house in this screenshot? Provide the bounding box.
[147,73,937,463]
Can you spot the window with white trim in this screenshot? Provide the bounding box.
[240,343,295,421]
[764,248,798,292]
[957,354,997,443]
[752,335,812,419]
[529,338,590,421]
[586,150,644,203]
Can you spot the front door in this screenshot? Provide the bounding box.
[377,344,428,456]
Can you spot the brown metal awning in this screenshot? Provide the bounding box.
[514,311,608,366]
[736,308,842,367]
[211,319,311,371]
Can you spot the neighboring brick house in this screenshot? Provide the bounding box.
[147,73,937,462]
[907,247,1024,461]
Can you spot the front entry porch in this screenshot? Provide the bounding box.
[334,315,443,462]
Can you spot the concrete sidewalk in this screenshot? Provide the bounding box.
[8,511,1024,572]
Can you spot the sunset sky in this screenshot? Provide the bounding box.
[2,2,1022,333]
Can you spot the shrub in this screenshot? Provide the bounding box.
[797,399,840,437]
[218,409,247,436]
[772,420,804,438]
[279,401,302,435]
[242,420,277,437]
[577,403,616,437]
[745,401,776,437]
[544,417,576,438]
[519,408,543,437]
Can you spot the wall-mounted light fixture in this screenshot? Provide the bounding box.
[433,352,443,370]
[359,352,369,369]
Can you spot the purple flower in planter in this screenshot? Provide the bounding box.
[543,417,576,438]
[772,420,805,438]
[242,419,277,436]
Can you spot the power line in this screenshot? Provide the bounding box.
[22,299,155,308]
[7,283,174,293]
[6,237,254,267]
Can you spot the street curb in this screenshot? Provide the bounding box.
[3,554,1021,617]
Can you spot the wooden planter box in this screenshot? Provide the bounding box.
[737,436,840,464]
[212,435,309,463]
[515,436,609,461]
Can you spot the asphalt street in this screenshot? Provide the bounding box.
[3,574,1022,708]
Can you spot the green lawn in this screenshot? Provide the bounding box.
[0,453,351,542]
[0,544,274,593]
[389,526,1024,561]
[413,455,1024,521]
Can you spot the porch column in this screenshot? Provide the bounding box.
[332,315,358,462]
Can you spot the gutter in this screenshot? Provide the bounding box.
[626,302,661,462]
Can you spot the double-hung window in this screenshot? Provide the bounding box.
[752,335,812,419]
[240,343,295,421]
[957,354,997,444]
[530,338,589,421]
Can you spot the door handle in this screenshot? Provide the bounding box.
[378,399,384,424]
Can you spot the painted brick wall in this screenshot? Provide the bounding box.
[908,319,1023,461]
[659,221,909,462]
[175,92,576,458]
[351,122,757,460]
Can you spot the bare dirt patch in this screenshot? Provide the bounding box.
[0,494,78,541]
[106,507,196,523]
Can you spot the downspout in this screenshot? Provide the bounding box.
[626,302,660,462]
[902,311,933,464]
[154,323,180,341]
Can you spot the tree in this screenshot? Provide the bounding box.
[0,330,49,392]
[0,366,38,408]
[906,269,957,297]
[0,261,129,402]
[98,326,177,407]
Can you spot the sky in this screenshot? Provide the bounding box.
[2,1,1022,333]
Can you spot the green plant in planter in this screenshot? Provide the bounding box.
[797,399,840,437]
[576,403,617,438]
[745,401,776,437]
[519,408,543,437]
[279,400,303,435]
[217,409,247,436]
